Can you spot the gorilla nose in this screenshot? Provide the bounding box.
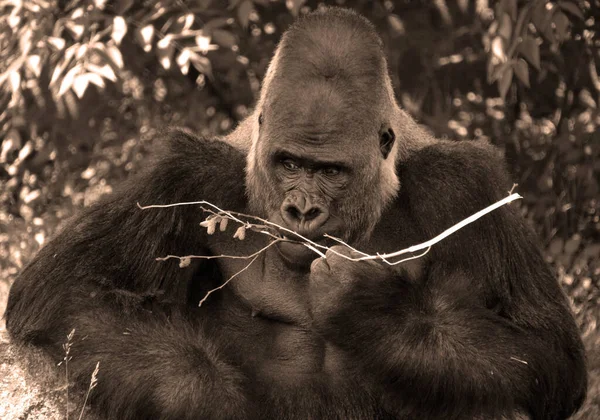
[281,198,329,233]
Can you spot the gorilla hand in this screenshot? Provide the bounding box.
[309,245,393,329]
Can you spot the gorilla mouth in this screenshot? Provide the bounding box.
[276,241,319,267]
[276,235,330,267]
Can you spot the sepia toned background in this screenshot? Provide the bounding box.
[0,0,598,418]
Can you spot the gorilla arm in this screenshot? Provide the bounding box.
[5,129,250,419]
[309,140,586,420]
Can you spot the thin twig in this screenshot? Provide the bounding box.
[374,193,522,260]
[198,253,261,307]
[377,246,431,266]
[139,200,332,253]
[139,193,522,265]
[137,200,248,226]
[323,233,371,258]
[156,239,282,262]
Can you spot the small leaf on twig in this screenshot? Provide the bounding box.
[212,29,237,48]
[179,257,191,268]
[237,0,253,29]
[233,226,246,240]
[514,58,530,87]
[559,1,584,20]
[553,12,570,42]
[220,218,229,232]
[200,217,218,235]
[498,66,513,99]
[517,37,541,71]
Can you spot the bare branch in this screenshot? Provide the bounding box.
[198,253,261,307]
[139,193,522,266]
[375,193,521,260]
[156,239,282,263]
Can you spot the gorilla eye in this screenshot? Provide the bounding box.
[281,159,300,171]
[322,167,340,177]
[258,113,263,125]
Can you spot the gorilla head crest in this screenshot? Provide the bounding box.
[244,8,402,265]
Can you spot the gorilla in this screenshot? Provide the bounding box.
[5,7,586,420]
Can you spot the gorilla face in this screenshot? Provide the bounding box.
[243,11,400,268]
[266,128,352,265]
[247,80,397,267]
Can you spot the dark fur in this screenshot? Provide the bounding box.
[311,140,587,420]
[6,7,586,420]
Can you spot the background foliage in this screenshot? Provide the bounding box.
[0,0,599,415]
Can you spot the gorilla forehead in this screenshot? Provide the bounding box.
[266,79,380,141]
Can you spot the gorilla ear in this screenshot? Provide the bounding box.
[379,126,395,159]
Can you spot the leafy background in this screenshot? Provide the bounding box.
[0,0,598,418]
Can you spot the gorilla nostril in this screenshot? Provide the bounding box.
[304,207,322,221]
[287,206,301,221]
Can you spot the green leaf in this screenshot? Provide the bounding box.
[86,72,105,88]
[26,55,42,77]
[498,66,513,99]
[156,41,175,70]
[182,13,194,31]
[495,0,517,22]
[106,45,124,69]
[50,45,77,86]
[47,37,66,50]
[212,29,237,48]
[498,13,513,42]
[86,63,116,82]
[176,49,190,75]
[135,25,154,52]
[486,57,496,84]
[531,2,555,43]
[488,61,510,83]
[553,12,570,42]
[517,37,540,71]
[73,74,90,98]
[559,1,584,20]
[203,18,231,34]
[65,20,84,40]
[514,58,530,87]
[190,52,213,80]
[237,0,253,29]
[112,16,127,45]
[9,71,20,93]
[92,45,122,73]
[58,64,82,97]
[63,89,79,118]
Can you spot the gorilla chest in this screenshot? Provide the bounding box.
[232,314,347,387]
[215,249,347,384]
